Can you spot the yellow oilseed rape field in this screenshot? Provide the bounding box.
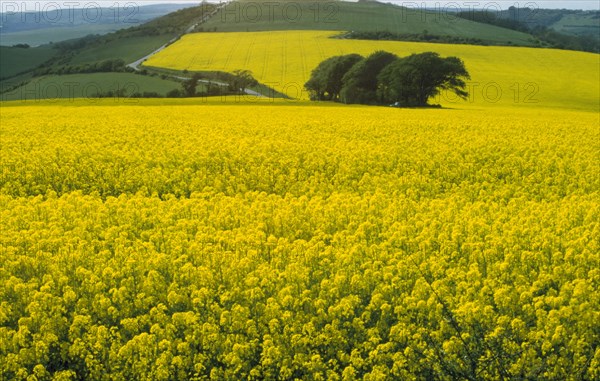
[145,30,600,110]
[1,99,599,380]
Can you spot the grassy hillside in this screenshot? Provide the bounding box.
[68,36,174,66]
[1,4,218,74]
[0,4,221,100]
[493,8,600,39]
[0,73,180,101]
[0,46,56,79]
[0,25,130,48]
[145,30,600,111]
[551,13,600,37]
[201,1,536,46]
[0,4,196,46]
[42,4,219,68]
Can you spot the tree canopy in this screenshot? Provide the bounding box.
[182,73,202,97]
[305,54,364,101]
[378,52,471,106]
[305,51,471,107]
[339,51,398,105]
[229,69,258,94]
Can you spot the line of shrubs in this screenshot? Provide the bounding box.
[92,85,242,99]
[165,87,234,98]
[342,31,488,46]
[33,59,132,76]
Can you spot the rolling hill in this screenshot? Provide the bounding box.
[0,46,55,79]
[0,4,222,99]
[0,3,197,46]
[201,1,537,46]
[1,1,598,104]
[551,12,600,37]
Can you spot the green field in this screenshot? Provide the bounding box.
[0,4,196,47]
[60,3,220,67]
[0,4,223,102]
[68,36,175,66]
[201,1,536,45]
[0,46,56,79]
[551,13,600,37]
[0,73,180,101]
[0,25,127,48]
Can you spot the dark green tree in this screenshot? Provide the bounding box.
[229,70,258,94]
[378,52,470,106]
[340,51,398,104]
[304,54,364,101]
[182,73,202,97]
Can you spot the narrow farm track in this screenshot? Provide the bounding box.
[126,2,266,98]
[127,2,229,72]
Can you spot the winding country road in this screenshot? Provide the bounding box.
[126,2,266,98]
[127,2,227,72]
[126,40,174,72]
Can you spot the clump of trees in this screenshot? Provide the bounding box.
[176,70,258,98]
[228,69,258,94]
[305,51,471,107]
[182,73,203,97]
[304,54,363,101]
[341,51,398,105]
